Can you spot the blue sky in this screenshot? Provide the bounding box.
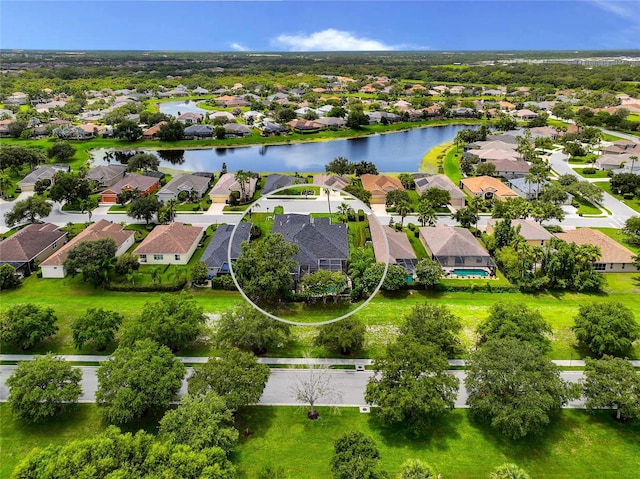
[1,1,639,51]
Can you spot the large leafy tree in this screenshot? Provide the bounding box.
[158,392,238,453]
[573,302,639,357]
[120,294,205,352]
[0,263,21,290]
[331,431,386,479]
[234,233,298,303]
[490,464,530,479]
[127,195,161,224]
[215,303,291,355]
[188,347,271,411]
[399,303,462,356]
[0,303,58,350]
[325,156,353,175]
[477,301,552,352]
[47,140,76,162]
[63,238,117,286]
[0,145,46,174]
[397,459,437,479]
[385,189,410,208]
[126,152,160,172]
[465,338,578,439]
[157,120,185,141]
[301,269,348,303]
[451,207,479,229]
[623,216,640,244]
[49,171,92,204]
[4,196,52,227]
[582,356,640,421]
[113,119,142,141]
[6,354,82,423]
[365,336,459,431]
[362,262,407,294]
[414,257,443,288]
[96,339,186,425]
[71,308,123,351]
[11,426,236,479]
[314,317,366,355]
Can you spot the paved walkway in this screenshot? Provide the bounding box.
[2,354,637,367]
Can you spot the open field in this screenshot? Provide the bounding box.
[2,404,639,479]
[2,273,639,360]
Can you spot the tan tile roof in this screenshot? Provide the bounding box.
[40,219,134,266]
[133,222,203,255]
[467,148,520,161]
[487,219,553,242]
[370,221,416,264]
[420,224,490,258]
[360,174,404,197]
[460,176,519,199]
[554,228,636,265]
[103,174,159,195]
[313,174,349,190]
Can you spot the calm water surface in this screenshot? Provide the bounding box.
[91,124,476,173]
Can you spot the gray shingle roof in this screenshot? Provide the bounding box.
[201,223,251,275]
[0,223,67,262]
[262,174,302,195]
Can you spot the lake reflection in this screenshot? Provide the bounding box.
[91,124,476,173]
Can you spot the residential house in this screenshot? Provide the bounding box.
[554,228,638,272]
[594,153,634,171]
[601,140,640,156]
[369,220,417,275]
[313,174,350,190]
[17,165,69,192]
[209,111,236,122]
[490,158,531,179]
[262,174,303,195]
[419,224,495,275]
[133,222,204,265]
[508,177,548,201]
[272,214,349,282]
[99,174,159,204]
[0,223,67,276]
[460,176,519,201]
[223,123,251,137]
[192,86,209,96]
[5,92,28,105]
[360,174,405,204]
[156,174,211,203]
[142,121,167,140]
[486,219,553,247]
[201,223,251,277]
[287,119,324,133]
[40,220,135,278]
[85,165,127,188]
[315,117,346,128]
[184,124,214,139]
[414,174,466,210]
[465,148,520,162]
[367,111,402,124]
[177,112,203,124]
[514,109,539,120]
[209,172,258,203]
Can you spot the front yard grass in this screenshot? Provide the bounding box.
[3,404,638,479]
[594,181,640,214]
[443,146,463,184]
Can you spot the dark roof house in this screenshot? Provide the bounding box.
[262,174,303,195]
[0,223,67,275]
[201,223,252,277]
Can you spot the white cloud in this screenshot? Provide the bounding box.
[230,42,249,51]
[588,0,640,40]
[272,28,396,51]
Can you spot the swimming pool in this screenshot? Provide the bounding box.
[452,269,489,277]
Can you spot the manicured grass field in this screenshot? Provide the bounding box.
[2,273,639,360]
[443,146,463,183]
[2,404,638,479]
[575,168,610,179]
[420,141,452,174]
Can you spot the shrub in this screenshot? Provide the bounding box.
[582,167,597,174]
[211,275,237,290]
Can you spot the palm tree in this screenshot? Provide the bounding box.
[324,187,332,217]
[630,155,638,173]
[396,199,412,227]
[417,199,437,227]
[337,202,351,223]
[0,172,12,198]
[234,170,253,203]
[165,199,179,223]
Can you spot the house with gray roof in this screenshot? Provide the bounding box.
[201,223,252,277]
[262,174,303,195]
[369,220,417,275]
[184,124,214,139]
[414,174,466,210]
[17,165,70,192]
[0,223,67,276]
[271,214,349,281]
[156,174,211,203]
[86,165,127,188]
[223,123,251,137]
[419,224,494,276]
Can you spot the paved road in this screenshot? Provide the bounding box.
[0,365,588,408]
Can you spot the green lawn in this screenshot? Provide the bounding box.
[444,147,463,184]
[3,404,638,479]
[2,272,639,360]
[420,141,452,174]
[575,169,610,179]
[574,196,602,215]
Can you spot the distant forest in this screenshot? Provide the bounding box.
[2,50,639,97]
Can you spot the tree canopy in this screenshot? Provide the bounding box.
[187,347,271,411]
[6,354,82,423]
[465,338,578,439]
[158,392,238,453]
[477,301,552,352]
[365,335,459,432]
[120,293,206,352]
[399,303,463,356]
[215,303,291,355]
[127,195,161,224]
[331,431,386,479]
[582,356,640,421]
[314,317,366,355]
[63,238,117,286]
[573,302,639,357]
[4,196,52,227]
[96,339,186,425]
[0,303,58,350]
[234,233,298,303]
[71,308,123,351]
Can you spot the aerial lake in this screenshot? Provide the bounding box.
[158,100,209,117]
[91,124,476,173]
